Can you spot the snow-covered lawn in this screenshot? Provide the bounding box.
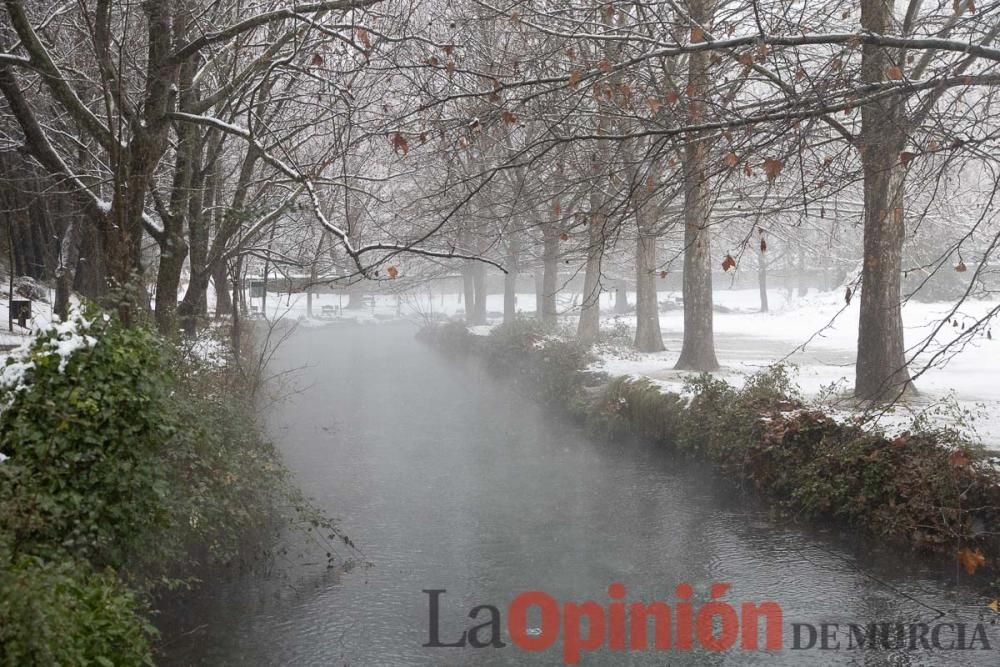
[589,289,1000,450]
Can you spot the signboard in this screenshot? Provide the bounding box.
[249,280,265,298]
[10,299,31,327]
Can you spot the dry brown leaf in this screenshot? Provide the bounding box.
[949,449,970,468]
[763,158,784,184]
[391,133,408,155]
[959,547,985,575]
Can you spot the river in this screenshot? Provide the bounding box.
[160,322,996,666]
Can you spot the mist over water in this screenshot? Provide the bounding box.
[161,323,993,666]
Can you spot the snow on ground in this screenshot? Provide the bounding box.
[589,288,1000,450]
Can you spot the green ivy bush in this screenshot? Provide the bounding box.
[0,313,340,663]
[0,314,173,568]
[0,548,154,667]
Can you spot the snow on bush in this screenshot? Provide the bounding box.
[0,312,100,412]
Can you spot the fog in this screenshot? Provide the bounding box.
[161,323,991,666]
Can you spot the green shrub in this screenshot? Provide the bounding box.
[0,313,345,661]
[0,548,154,667]
[485,318,593,407]
[158,342,340,574]
[0,314,173,568]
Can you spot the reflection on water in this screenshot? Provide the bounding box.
[160,323,995,666]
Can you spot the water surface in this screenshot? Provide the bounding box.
[160,323,996,666]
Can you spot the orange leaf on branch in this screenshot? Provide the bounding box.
[386,266,398,279]
[721,254,737,272]
[956,260,967,272]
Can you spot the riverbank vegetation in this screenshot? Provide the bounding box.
[0,311,337,665]
[421,320,1000,579]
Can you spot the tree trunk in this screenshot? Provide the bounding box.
[346,286,366,309]
[462,262,476,323]
[577,207,604,343]
[534,267,544,317]
[213,262,231,318]
[471,261,487,325]
[503,236,519,324]
[153,233,185,336]
[855,0,912,401]
[614,279,629,314]
[758,236,769,313]
[231,258,242,358]
[674,0,719,371]
[541,227,559,326]
[633,206,664,352]
[54,217,81,322]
